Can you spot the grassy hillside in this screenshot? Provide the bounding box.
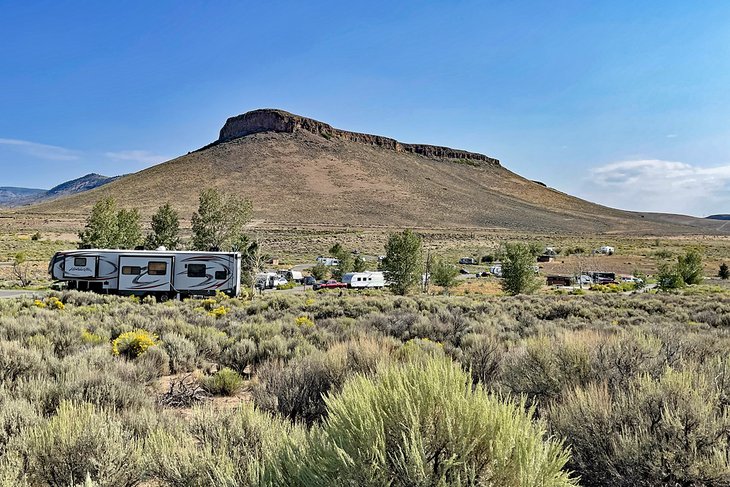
[18,110,729,235]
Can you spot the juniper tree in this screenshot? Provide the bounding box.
[720,263,729,280]
[500,242,541,295]
[382,229,423,295]
[430,256,459,294]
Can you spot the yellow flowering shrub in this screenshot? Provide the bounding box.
[295,316,315,328]
[112,329,158,358]
[32,297,64,309]
[209,306,228,319]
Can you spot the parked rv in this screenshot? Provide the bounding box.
[342,271,385,289]
[49,249,241,299]
[598,246,615,255]
[315,256,340,266]
[490,265,503,277]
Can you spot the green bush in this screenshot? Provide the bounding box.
[278,357,576,486]
[201,367,244,396]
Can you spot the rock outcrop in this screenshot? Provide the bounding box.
[218,109,500,166]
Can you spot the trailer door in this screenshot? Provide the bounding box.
[118,256,173,293]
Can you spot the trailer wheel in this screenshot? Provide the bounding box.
[158,293,170,303]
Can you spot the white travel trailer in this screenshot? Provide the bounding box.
[342,271,386,289]
[49,249,241,299]
[315,256,340,266]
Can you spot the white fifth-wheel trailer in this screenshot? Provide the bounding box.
[49,249,241,299]
[342,271,386,289]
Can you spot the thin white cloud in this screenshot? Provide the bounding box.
[0,138,79,160]
[104,150,169,165]
[584,159,730,216]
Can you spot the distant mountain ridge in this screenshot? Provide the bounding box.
[0,187,45,206]
[706,214,730,221]
[0,173,118,207]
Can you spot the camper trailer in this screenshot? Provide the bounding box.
[342,271,386,289]
[49,249,241,299]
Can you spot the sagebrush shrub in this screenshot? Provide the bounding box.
[146,404,303,487]
[278,357,576,486]
[0,340,46,383]
[10,401,142,487]
[253,350,347,424]
[162,332,198,373]
[549,366,730,487]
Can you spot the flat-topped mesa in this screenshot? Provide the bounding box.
[218,109,500,166]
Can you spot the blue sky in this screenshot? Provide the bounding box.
[1,1,729,216]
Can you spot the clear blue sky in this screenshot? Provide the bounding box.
[1,1,729,216]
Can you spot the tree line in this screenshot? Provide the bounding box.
[78,188,252,252]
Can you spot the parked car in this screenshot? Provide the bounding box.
[576,275,593,285]
[459,257,477,265]
[313,279,348,291]
[621,275,644,284]
[303,276,316,286]
[459,268,470,274]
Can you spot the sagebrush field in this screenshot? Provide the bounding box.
[1,290,729,486]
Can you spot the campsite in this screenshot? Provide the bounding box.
[2,3,730,485]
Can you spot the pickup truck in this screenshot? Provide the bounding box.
[313,279,348,291]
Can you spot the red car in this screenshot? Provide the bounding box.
[313,279,348,291]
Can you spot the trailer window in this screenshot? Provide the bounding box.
[122,266,141,275]
[215,270,228,280]
[148,261,167,276]
[74,257,87,266]
[187,264,206,278]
